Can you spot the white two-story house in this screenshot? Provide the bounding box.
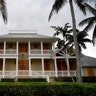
[0,30,96,79]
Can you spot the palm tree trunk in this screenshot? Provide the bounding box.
[69,0,82,82]
[65,49,75,82]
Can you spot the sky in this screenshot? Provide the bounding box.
[0,0,96,58]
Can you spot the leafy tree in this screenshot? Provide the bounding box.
[79,3,96,45]
[49,0,95,82]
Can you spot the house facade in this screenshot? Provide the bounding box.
[0,30,95,79]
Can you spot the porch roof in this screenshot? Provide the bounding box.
[0,31,59,42]
[81,55,96,67]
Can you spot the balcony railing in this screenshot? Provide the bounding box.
[5,49,17,54]
[30,49,53,54]
[0,49,53,55]
[0,70,77,78]
[0,50,4,54]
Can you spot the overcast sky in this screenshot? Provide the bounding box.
[0,0,96,58]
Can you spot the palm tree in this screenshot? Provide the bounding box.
[48,0,95,82]
[79,3,96,45]
[66,29,92,52]
[51,23,75,82]
[52,24,92,82]
[0,0,7,23]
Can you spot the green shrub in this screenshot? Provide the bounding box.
[0,82,96,96]
[54,77,76,82]
[82,77,96,83]
[1,78,15,82]
[54,77,96,82]
[17,78,47,82]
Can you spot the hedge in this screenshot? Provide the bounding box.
[54,77,96,82]
[17,78,47,82]
[0,82,96,96]
[1,78,47,82]
[1,78,15,82]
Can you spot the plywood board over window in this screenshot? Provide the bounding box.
[44,59,50,70]
[0,59,3,70]
[87,68,94,76]
[19,43,28,53]
[43,43,51,50]
[57,59,67,70]
[0,43,4,49]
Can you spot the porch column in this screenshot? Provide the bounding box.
[41,41,43,54]
[2,58,5,78]
[54,58,58,77]
[4,41,6,54]
[42,58,44,78]
[16,58,18,77]
[29,58,32,76]
[28,41,30,55]
[52,41,55,50]
[16,41,18,55]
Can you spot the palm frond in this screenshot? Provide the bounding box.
[84,3,96,16]
[79,17,94,26]
[48,0,67,21]
[92,25,96,45]
[0,0,7,24]
[74,0,86,15]
[84,18,96,31]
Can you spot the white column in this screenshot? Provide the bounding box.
[16,41,18,55]
[54,58,58,77]
[52,41,55,50]
[2,58,5,78]
[28,41,30,55]
[42,58,44,78]
[16,58,18,77]
[4,41,6,54]
[41,41,43,54]
[29,58,32,76]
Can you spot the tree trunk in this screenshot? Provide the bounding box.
[69,0,82,82]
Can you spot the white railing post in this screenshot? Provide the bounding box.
[16,58,18,77]
[29,58,32,76]
[16,41,18,55]
[42,58,45,78]
[4,41,6,54]
[2,58,5,78]
[41,41,43,54]
[28,41,30,55]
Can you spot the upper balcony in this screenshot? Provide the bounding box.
[0,42,54,56]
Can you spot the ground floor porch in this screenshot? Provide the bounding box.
[0,58,96,78]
